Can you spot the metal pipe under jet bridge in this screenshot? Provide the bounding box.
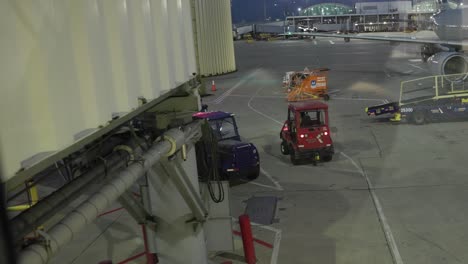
[17,122,203,264]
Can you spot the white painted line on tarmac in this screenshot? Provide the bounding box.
[334,52,373,55]
[331,62,389,66]
[243,180,279,190]
[313,40,317,45]
[247,87,284,126]
[384,70,392,78]
[260,167,284,191]
[242,88,285,191]
[408,59,422,62]
[214,68,261,104]
[328,89,341,95]
[242,167,284,191]
[243,79,285,191]
[340,152,404,264]
[271,229,282,264]
[329,40,335,45]
[333,97,388,103]
[340,152,364,177]
[250,221,282,264]
[408,63,425,71]
[229,94,284,99]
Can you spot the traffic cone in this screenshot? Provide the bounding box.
[211,80,216,92]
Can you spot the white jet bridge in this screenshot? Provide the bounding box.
[0,1,237,263]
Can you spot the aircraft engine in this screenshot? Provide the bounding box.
[428,52,468,81]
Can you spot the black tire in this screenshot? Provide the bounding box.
[290,147,300,165]
[219,171,230,181]
[323,94,330,101]
[281,141,289,155]
[412,110,426,125]
[322,155,333,162]
[247,166,260,180]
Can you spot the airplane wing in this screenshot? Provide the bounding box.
[287,32,468,47]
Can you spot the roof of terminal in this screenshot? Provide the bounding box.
[300,3,354,16]
[299,0,460,16]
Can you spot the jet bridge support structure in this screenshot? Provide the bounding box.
[2,0,238,261]
[17,122,209,264]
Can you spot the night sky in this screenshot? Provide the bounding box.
[231,0,415,24]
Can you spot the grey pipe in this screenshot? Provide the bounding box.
[17,123,201,264]
[11,152,129,243]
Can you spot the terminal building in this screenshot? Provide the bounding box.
[287,0,460,32]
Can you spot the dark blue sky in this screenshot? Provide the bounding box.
[232,0,309,23]
[231,0,412,24]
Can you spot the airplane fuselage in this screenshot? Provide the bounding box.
[432,7,468,42]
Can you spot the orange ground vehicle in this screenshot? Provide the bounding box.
[285,68,330,102]
[283,71,309,90]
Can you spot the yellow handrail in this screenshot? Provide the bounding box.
[400,73,468,104]
[8,181,38,211]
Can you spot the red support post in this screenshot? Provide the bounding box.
[116,225,158,264]
[141,224,157,264]
[239,214,256,264]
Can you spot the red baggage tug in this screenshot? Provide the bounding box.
[280,101,334,165]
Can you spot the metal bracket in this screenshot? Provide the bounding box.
[35,230,52,255]
[113,145,135,161]
[117,191,156,227]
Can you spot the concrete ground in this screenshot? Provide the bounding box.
[42,34,468,264]
[205,37,468,264]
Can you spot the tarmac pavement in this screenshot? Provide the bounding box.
[206,37,468,264]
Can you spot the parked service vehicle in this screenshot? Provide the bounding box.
[366,73,468,124]
[193,111,260,179]
[284,68,331,101]
[280,101,334,165]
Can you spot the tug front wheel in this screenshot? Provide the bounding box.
[322,155,333,162]
[281,141,289,155]
[289,146,300,165]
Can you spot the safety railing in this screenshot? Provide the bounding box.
[400,73,468,105]
[7,181,38,211]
